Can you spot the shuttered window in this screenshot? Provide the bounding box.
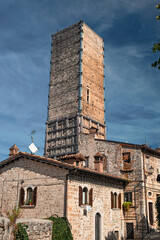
[79,186,82,206]
[89,188,93,207]
[79,186,93,207]
[111,192,121,209]
[33,187,37,206]
[111,192,114,209]
[20,187,37,207]
[20,188,24,206]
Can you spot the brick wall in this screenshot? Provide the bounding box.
[67,174,125,240]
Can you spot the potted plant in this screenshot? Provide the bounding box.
[29,199,32,206]
[123,202,133,211]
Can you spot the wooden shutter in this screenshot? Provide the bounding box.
[33,187,37,206]
[111,192,114,209]
[19,188,24,206]
[79,186,82,206]
[89,188,93,207]
[118,193,121,209]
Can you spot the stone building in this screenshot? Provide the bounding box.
[1,21,160,240]
[0,146,127,240]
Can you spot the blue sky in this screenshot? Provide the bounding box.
[0,0,160,160]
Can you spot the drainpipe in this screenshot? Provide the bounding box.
[78,20,83,113]
[64,169,78,218]
[142,152,149,233]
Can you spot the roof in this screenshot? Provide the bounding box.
[0,151,128,183]
[60,153,86,161]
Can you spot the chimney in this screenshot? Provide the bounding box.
[94,152,104,173]
[9,144,19,157]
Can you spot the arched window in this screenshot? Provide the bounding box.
[27,188,33,204]
[82,187,88,204]
[111,192,121,209]
[114,193,117,208]
[79,186,93,206]
[95,212,101,240]
[19,187,37,207]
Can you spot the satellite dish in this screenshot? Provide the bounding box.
[29,143,38,154]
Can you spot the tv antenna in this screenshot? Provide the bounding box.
[29,130,39,154]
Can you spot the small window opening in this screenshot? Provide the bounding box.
[124,192,132,203]
[122,152,131,163]
[87,89,89,103]
[113,193,117,208]
[82,187,88,204]
[27,188,33,205]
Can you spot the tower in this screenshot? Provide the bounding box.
[44,21,106,158]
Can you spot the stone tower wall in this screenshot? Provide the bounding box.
[45,21,106,158]
[81,23,105,124]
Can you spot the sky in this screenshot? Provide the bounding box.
[0,0,160,160]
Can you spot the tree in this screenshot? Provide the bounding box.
[152,3,160,70]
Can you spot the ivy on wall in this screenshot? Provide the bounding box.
[48,215,73,240]
[155,197,160,228]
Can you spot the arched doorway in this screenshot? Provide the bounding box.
[95,212,101,240]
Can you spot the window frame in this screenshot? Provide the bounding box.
[20,186,37,208]
[124,192,133,203]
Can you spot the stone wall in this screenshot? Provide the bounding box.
[0,217,53,240]
[48,22,80,120]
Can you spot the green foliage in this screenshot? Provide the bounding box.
[152,3,160,70]
[7,205,21,226]
[155,196,160,228]
[49,215,73,240]
[7,206,29,240]
[15,223,29,240]
[123,202,133,211]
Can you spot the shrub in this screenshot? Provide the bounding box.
[48,215,73,240]
[123,202,133,211]
[155,196,160,228]
[15,223,29,240]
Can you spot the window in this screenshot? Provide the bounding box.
[27,188,33,204]
[126,223,134,239]
[79,186,93,206]
[111,192,121,209]
[122,152,131,163]
[83,157,89,167]
[87,89,89,103]
[124,192,132,203]
[20,187,37,207]
[83,187,88,204]
[113,193,117,208]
